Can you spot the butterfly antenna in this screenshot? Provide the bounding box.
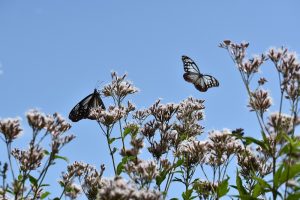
[95,80,105,91]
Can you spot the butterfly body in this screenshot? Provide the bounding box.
[182,55,219,92]
[69,89,105,122]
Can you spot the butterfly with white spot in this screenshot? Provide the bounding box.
[69,89,105,122]
[182,55,219,92]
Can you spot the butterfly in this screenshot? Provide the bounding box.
[69,89,105,122]
[182,55,219,92]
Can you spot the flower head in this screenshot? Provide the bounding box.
[0,117,22,143]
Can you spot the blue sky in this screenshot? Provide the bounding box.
[1,0,300,199]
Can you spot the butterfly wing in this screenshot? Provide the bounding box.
[194,74,219,92]
[182,55,219,92]
[69,89,105,122]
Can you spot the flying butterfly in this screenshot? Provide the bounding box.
[182,55,219,92]
[69,89,105,122]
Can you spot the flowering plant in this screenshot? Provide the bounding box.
[1,41,299,200]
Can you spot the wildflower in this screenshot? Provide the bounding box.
[248,89,272,116]
[219,40,249,63]
[90,106,126,126]
[98,176,162,200]
[0,117,22,143]
[149,100,178,123]
[64,183,81,199]
[174,97,205,139]
[240,54,267,77]
[125,159,159,187]
[176,138,207,165]
[102,72,138,101]
[133,109,151,124]
[11,146,44,171]
[46,113,71,137]
[61,162,105,199]
[26,109,48,131]
[237,147,272,178]
[267,47,287,64]
[268,112,300,135]
[193,180,218,199]
[206,129,242,166]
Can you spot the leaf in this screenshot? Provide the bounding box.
[236,171,248,196]
[41,192,50,199]
[54,155,69,162]
[116,156,135,175]
[18,174,23,181]
[217,177,229,198]
[109,137,117,144]
[287,192,300,200]
[123,127,132,138]
[279,163,300,186]
[156,169,168,187]
[274,164,284,188]
[252,176,272,192]
[43,150,50,155]
[28,175,38,187]
[182,189,194,200]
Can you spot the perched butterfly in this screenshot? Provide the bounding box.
[182,55,219,92]
[69,89,105,122]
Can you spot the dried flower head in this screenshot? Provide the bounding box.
[248,89,272,116]
[11,146,44,171]
[193,180,218,199]
[237,147,272,178]
[61,162,105,199]
[26,109,48,131]
[206,129,242,166]
[174,97,205,139]
[0,117,22,143]
[90,106,126,126]
[125,159,158,188]
[64,183,81,199]
[268,112,300,135]
[219,40,249,63]
[98,176,162,200]
[102,72,139,101]
[176,138,207,165]
[46,113,71,137]
[240,54,267,77]
[268,47,287,64]
[149,100,178,123]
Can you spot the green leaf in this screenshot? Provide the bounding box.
[123,127,132,138]
[252,176,272,191]
[116,156,135,175]
[156,169,168,187]
[244,136,269,151]
[108,137,117,144]
[54,155,69,162]
[28,175,38,187]
[252,180,268,197]
[279,163,300,187]
[43,150,50,155]
[217,177,229,198]
[18,174,23,181]
[274,164,284,188]
[41,191,50,199]
[40,184,50,187]
[182,189,194,200]
[236,171,248,196]
[287,192,300,200]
